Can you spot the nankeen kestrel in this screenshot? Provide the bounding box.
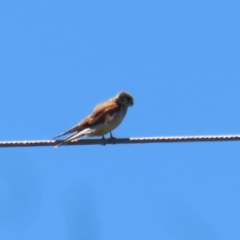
[53,91,134,147]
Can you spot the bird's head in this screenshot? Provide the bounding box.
[116,91,134,107]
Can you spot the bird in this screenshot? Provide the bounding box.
[53,91,134,147]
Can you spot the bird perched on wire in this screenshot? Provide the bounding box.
[53,91,134,147]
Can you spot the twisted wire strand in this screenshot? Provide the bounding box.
[0,134,240,147]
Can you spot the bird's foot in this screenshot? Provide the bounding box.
[108,132,116,144]
[101,136,106,146]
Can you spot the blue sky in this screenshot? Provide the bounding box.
[1,1,240,239]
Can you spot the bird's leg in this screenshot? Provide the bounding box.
[101,135,106,146]
[108,131,116,144]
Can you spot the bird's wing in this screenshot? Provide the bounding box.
[93,97,115,111]
[53,100,119,139]
[80,100,120,127]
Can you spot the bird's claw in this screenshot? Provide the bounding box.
[108,136,117,144]
[101,136,106,146]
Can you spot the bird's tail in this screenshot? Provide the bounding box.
[52,123,83,139]
[55,128,94,147]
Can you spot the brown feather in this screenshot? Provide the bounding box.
[79,100,120,127]
[53,99,120,139]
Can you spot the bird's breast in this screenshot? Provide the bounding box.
[92,106,128,135]
[106,107,127,128]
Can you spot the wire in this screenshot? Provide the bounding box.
[0,134,240,147]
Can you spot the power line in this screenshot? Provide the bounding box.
[0,134,240,147]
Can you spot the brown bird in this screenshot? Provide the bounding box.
[53,91,134,147]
